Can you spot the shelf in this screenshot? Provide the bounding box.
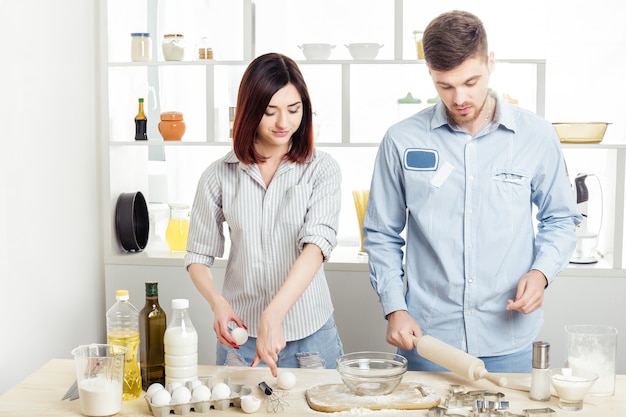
[108,58,545,66]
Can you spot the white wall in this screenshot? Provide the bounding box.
[0,0,101,394]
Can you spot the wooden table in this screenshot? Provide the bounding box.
[1,359,625,416]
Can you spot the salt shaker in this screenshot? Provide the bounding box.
[529,341,551,401]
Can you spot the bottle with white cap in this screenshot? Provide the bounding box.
[164,298,198,384]
[529,340,551,401]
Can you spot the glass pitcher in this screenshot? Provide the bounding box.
[165,204,190,252]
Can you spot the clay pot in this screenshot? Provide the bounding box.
[158,111,186,140]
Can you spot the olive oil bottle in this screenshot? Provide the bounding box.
[139,282,167,390]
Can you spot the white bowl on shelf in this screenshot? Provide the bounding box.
[298,43,335,60]
[345,43,383,60]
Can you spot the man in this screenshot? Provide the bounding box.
[363,10,581,372]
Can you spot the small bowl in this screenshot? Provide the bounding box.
[345,43,383,60]
[298,43,335,60]
[553,122,610,144]
[550,368,598,411]
[336,351,407,396]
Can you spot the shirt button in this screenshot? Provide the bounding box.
[465,310,472,316]
[468,278,473,283]
[469,175,475,181]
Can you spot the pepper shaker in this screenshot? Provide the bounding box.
[529,341,551,401]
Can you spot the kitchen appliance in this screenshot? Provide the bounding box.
[570,174,603,264]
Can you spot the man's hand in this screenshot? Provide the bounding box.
[386,310,423,350]
[506,269,548,314]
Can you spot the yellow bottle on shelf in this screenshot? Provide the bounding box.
[106,289,142,400]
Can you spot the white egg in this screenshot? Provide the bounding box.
[231,327,249,345]
[170,386,192,404]
[167,381,183,393]
[190,379,203,390]
[146,383,165,399]
[240,395,262,414]
[191,384,212,402]
[211,382,232,400]
[150,388,172,407]
[276,371,297,390]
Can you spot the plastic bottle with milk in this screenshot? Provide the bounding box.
[164,298,198,384]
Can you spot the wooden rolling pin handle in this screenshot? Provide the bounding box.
[413,335,486,381]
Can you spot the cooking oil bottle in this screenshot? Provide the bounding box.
[139,282,167,390]
[106,289,142,400]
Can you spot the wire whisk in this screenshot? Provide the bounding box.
[258,381,289,413]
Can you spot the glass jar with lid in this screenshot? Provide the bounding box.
[162,34,185,61]
[131,33,151,62]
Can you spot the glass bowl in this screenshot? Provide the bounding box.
[336,351,407,396]
[549,368,598,411]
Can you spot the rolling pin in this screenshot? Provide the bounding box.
[413,335,529,391]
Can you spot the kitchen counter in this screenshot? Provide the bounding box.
[1,360,625,416]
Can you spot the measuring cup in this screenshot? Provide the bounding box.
[71,344,127,416]
[565,324,618,396]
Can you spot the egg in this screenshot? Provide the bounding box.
[166,381,183,393]
[146,383,165,399]
[276,371,297,390]
[231,327,249,345]
[190,379,203,390]
[191,384,212,402]
[170,386,192,404]
[150,388,172,407]
[240,395,262,413]
[211,382,231,400]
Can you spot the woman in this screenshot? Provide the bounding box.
[184,53,343,377]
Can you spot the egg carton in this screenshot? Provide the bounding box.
[145,378,252,417]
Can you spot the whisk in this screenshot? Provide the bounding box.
[258,381,289,413]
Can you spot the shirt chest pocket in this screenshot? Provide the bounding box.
[279,184,312,226]
[490,169,531,201]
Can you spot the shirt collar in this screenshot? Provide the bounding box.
[430,90,518,134]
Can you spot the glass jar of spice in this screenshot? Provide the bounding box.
[162,34,185,61]
[131,33,151,62]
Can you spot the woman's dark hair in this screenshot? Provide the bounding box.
[423,10,489,71]
[232,52,314,164]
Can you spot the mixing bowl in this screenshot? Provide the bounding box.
[550,368,598,411]
[345,43,383,60]
[336,351,407,396]
[553,122,610,144]
[298,43,335,60]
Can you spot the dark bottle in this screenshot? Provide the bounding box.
[139,281,167,390]
[135,97,148,140]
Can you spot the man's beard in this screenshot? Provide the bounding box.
[446,94,489,127]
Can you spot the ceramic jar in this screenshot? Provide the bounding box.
[158,112,186,141]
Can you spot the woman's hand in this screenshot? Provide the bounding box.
[250,311,286,377]
[212,297,246,349]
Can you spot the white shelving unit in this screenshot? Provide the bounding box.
[100,0,625,275]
